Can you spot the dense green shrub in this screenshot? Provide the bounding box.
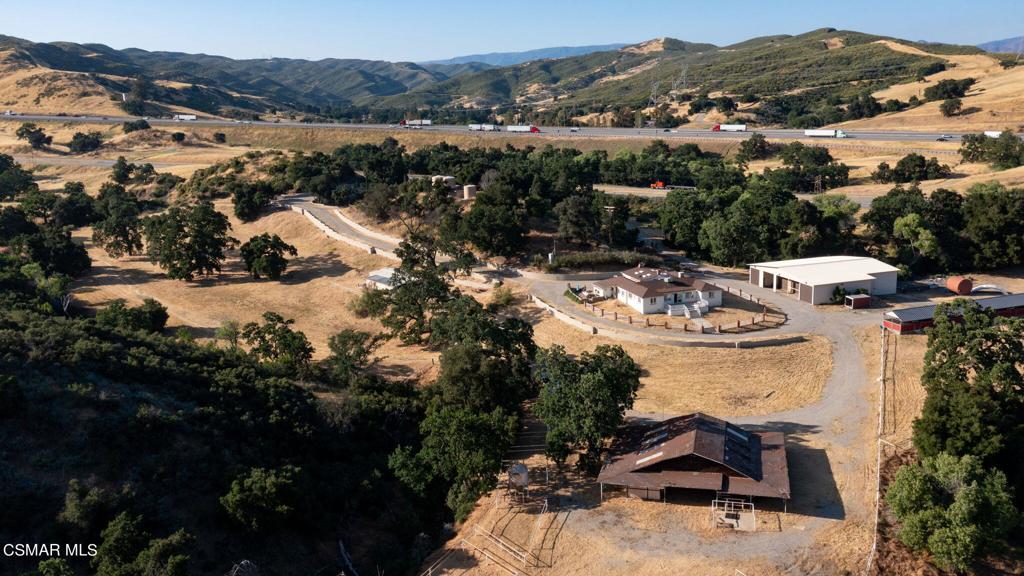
[95,298,169,333]
[68,131,103,153]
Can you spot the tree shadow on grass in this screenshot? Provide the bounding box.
[279,252,353,285]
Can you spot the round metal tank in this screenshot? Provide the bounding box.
[946,276,973,295]
[508,463,529,489]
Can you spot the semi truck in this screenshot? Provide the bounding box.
[506,125,540,133]
[173,114,197,121]
[399,119,432,127]
[468,124,500,131]
[984,130,1005,138]
[711,124,746,132]
[804,129,848,138]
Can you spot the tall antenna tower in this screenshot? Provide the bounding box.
[671,64,688,92]
[647,81,661,109]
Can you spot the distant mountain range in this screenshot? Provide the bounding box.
[977,35,1024,53]
[423,43,628,67]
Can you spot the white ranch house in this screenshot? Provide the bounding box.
[593,268,723,316]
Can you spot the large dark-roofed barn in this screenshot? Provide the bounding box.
[597,413,790,502]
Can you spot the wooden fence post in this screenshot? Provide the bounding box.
[645,318,650,327]
[613,311,618,320]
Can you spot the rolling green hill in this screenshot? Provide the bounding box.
[0,34,490,112]
[386,28,983,114]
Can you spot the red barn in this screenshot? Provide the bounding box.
[883,293,1024,334]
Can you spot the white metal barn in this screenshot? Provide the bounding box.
[748,256,898,305]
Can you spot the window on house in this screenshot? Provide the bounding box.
[650,298,656,303]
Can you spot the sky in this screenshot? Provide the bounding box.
[2,0,1021,62]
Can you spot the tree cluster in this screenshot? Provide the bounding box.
[959,131,1024,170]
[923,78,975,101]
[871,154,952,184]
[15,122,52,149]
[886,301,1023,570]
[862,182,1024,273]
[68,131,103,154]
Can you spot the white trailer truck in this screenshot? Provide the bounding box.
[804,129,848,138]
[984,130,1005,138]
[468,124,500,131]
[506,125,540,133]
[711,124,747,132]
[400,119,432,127]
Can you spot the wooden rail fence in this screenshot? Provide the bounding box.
[570,282,782,334]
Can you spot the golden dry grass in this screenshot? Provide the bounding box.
[855,325,927,446]
[70,200,441,376]
[524,300,833,416]
[0,51,125,116]
[837,41,1024,132]
[0,50,214,118]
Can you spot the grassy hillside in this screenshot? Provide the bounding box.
[385,37,717,109]
[0,34,490,113]
[386,28,984,122]
[0,29,990,125]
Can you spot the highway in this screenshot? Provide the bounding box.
[0,112,988,143]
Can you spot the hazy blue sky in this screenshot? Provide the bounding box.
[3,0,1021,62]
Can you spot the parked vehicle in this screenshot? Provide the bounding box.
[711,124,746,132]
[506,125,540,133]
[804,129,848,138]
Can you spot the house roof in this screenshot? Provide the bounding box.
[597,413,790,499]
[603,268,722,298]
[749,256,898,287]
[367,268,396,287]
[884,293,1024,323]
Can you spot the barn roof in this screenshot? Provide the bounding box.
[884,293,1024,323]
[597,413,790,499]
[749,256,897,287]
